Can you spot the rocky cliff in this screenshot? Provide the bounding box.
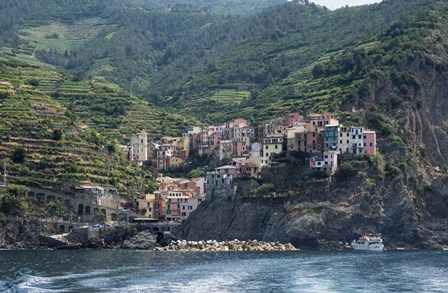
[0,219,58,249]
[176,170,448,249]
[176,58,448,250]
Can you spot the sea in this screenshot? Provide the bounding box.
[0,250,447,292]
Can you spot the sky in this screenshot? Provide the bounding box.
[311,0,381,10]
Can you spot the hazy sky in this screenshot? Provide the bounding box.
[312,0,381,10]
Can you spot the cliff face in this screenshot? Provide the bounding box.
[0,219,57,249]
[176,61,448,250]
[176,174,448,249]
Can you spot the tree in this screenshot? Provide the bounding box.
[0,185,29,216]
[12,147,26,164]
[107,144,116,154]
[26,78,40,86]
[52,129,63,141]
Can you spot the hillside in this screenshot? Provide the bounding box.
[131,0,287,15]
[0,57,195,192]
[176,0,448,248]
[0,0,447,248]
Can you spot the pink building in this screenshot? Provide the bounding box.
[165,190,194,222]
[284,113,304,127]
[178,180,201,196]
[363,130,377,155]
[309,151,339,173]
[180,195,205,221]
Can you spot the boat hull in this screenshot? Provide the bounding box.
[352,243,384,251]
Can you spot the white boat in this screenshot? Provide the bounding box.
[351,234,384,251]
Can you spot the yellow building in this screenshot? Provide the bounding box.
[261,134,285,166]
[136,193,156,217]
[168,157,185,169]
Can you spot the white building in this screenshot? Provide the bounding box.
[309,151,339,173]
[205,171,235,201]
[350,127,364,155]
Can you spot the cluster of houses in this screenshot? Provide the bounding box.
[133,176,205,222]
[123,112,377,175]
[122,118,262,172]
[122,112,377,208]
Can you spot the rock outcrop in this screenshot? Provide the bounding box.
[122,230,158,250]
[176,168,448,249]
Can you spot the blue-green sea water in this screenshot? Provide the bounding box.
[1,250,447,292]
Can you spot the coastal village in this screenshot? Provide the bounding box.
[116,112,377,227]
[2,111,377,235]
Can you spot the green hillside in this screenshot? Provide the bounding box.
[0,58,140,192]
[0,57,201,192]
[131,0,286,15]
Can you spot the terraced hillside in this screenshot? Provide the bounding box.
[0,58,172,192]
[0,59,200,140]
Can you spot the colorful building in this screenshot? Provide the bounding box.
[261,134,285,165]
[324,124,340,151]
[363,130,377,155]
[309,151,339,173]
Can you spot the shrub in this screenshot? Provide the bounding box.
[335,163,356,179]
[7,185,27,197]
[309,171,330,179]
[26,78,40,86]
[107,144,116,154]
[0,92,10,100]
[370,153,385,175]
[253,183,275,195]
[385,164,400,177]
[187,167,205,178]
[52,129,63,141]
[0,194,29,216]
[12,147,27,164]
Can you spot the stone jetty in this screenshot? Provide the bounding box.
[154,239,298,252]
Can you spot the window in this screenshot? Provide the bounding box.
[364,143,366,147]
[370,143,373,147]
[352,135,355,139]
[364,135,366,139]
[340,133,343,137]
[265,145,268,150]
[347,140,349,144]
[340,140,342,144]
[359,135,362,139]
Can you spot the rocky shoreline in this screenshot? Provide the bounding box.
[154,239,298,252]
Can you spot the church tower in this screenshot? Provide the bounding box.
[138,129,148,161]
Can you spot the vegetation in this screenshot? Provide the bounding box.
[253,183,275,196]
[1,0,447,197]
[0,185,29,216]
[335,163,356,179]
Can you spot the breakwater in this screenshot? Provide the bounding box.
[154,239,298,252]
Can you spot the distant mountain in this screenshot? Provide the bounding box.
[129,0,287,15]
